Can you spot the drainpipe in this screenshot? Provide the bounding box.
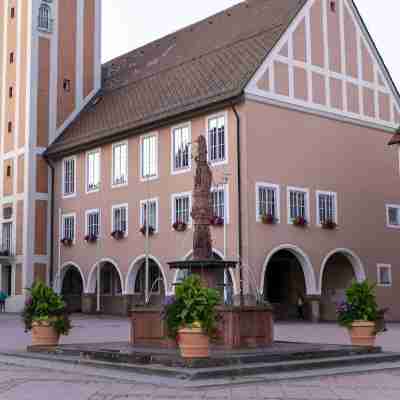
[44,156,55,288]
[232,105,244,306]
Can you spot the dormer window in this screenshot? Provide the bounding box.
[38,3,53,32]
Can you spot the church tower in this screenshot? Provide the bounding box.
[0,0,101,311]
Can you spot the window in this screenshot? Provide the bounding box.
[86,149,100,192]
[38,3,52,32]
[211,187,228,221]
[6,165,12,178]
[112,142,128,186]
[63,157,76,197]
[256,183,280,222]
[377,264,392,287]
[140,199,158,232]
[61,214,75,242]
[63,79,71,92]
[2,222,12,255]
[386,205,400,228]
[287,187,309,223]
[330,1,336,13]
[9,52,14,64]
[112,205,128,234]
[172,124,190,173]
[317,191,337,225]
[8,122,12,133]
[140,134,158,180]
[10,7,15,19]
[86,210,100,238]
[9,87,13,98]
[172,193,191,225]
[208,114,226,164]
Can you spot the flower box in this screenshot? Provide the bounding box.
[111,230,126,240]
[173,221,187,232]
[60,238,73,247]
[84,234,98,243]
[322,220,337,230]
[292,216,308,227]
[139,225,155,236]
[261,214,277,225]
[210,216,224,226]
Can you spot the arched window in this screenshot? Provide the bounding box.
[38,4,52,32]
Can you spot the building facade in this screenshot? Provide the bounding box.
[3,0,400,321]
[0,0,101,311]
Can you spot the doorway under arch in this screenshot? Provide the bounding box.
[61,264,84,313]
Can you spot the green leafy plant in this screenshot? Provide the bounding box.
[22,282,72,336]
[163,275,221,339]
[337,280,378,328]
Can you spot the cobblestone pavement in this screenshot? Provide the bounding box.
[1,314,400,399]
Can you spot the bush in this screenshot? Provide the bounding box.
[22,282,72,336]
[163,275,220,339]
[337,280,378,328]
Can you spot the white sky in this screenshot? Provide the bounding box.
[102,0,400,89]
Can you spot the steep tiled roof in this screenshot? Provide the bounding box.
[46,0,306,158]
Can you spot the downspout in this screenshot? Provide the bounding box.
[232,105,244,306]
[44,156,55,288]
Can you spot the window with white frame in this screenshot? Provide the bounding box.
[172,125,190,172]
[386,204,400,228]
[288,188,309,223]
[256,183,279,221]
[377,264,392,287]
[86,150,100,192]
[61,215,75,242]
[141,134,157,179]
[211,187,226,219]
[140,199,158,231]
[317,191,337,225]
[172,194,191,225]
[86,210,100,238]
[208,115,226,163]
[1,222,12,254]
[112,205,128,234]
[63,157,76,196]
[112,142,128,186]
[38,3,52,32]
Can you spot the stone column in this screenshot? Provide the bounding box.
[306,295,321,323]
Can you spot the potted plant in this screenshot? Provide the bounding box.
[261,213,277,225]
[22,282,71,347]
[163,275,220,358]
[172,221,187,232]
[139,225,155,236]
[322,219,337,230]
[84,233,98,243]
[337,280,379,346]
[111,230,125,240]
[293,216,308,227]
[60,238,73,247]
[210,216,224,226]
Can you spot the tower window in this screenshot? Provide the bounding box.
[6,166,12,178]
[63,79,71,92]
[10,7,15,19]
[9,52,14,64]
[9,87,13,98]
[38,3,52,32]
[8,122,12,133]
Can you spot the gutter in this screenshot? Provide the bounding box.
[232,104,244,306]
[44,155,55,287]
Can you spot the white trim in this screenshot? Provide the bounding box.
[60,212,77,244]
[170,121,192,175]
[86,257,123,294]
[211,184,230,224]
[319,248,366,293]
[85,208,100,237]
[85,148,101,193]
[139,131,159,182]
[286,186,310,225]
[93,0,102,92]
[75,0,84,108]
[205,111,229,167]
[385,204,400,229]
[111,140,128,188]
[377,263,392,288]
[139,197,159,233]
[56,261,86,294]
[171,191,192,228]
[315,190,338,226]
[111,203,129,237]
[260,244,318,296]
[62,155,77,199]
[255,182,281,223]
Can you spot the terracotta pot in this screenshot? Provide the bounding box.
[349,321,376,347]
[31,321,60,347]
[178,327,210,358]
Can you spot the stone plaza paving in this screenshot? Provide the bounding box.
[1,314,400,399]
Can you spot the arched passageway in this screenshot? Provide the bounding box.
[61,265,84,312]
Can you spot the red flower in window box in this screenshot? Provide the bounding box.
[111,230,126,240]
[60,238,73,247]
[210,216,224,226]
[84,234,98,243]
[293,216,308,227]
[173,221,187,232]
[139,225,155,236]
[322,220,337,230]
[261,213,277,225]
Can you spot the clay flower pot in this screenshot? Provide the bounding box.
[31,321,60,347]
[349,321,376,347]
[178,327,210,358]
